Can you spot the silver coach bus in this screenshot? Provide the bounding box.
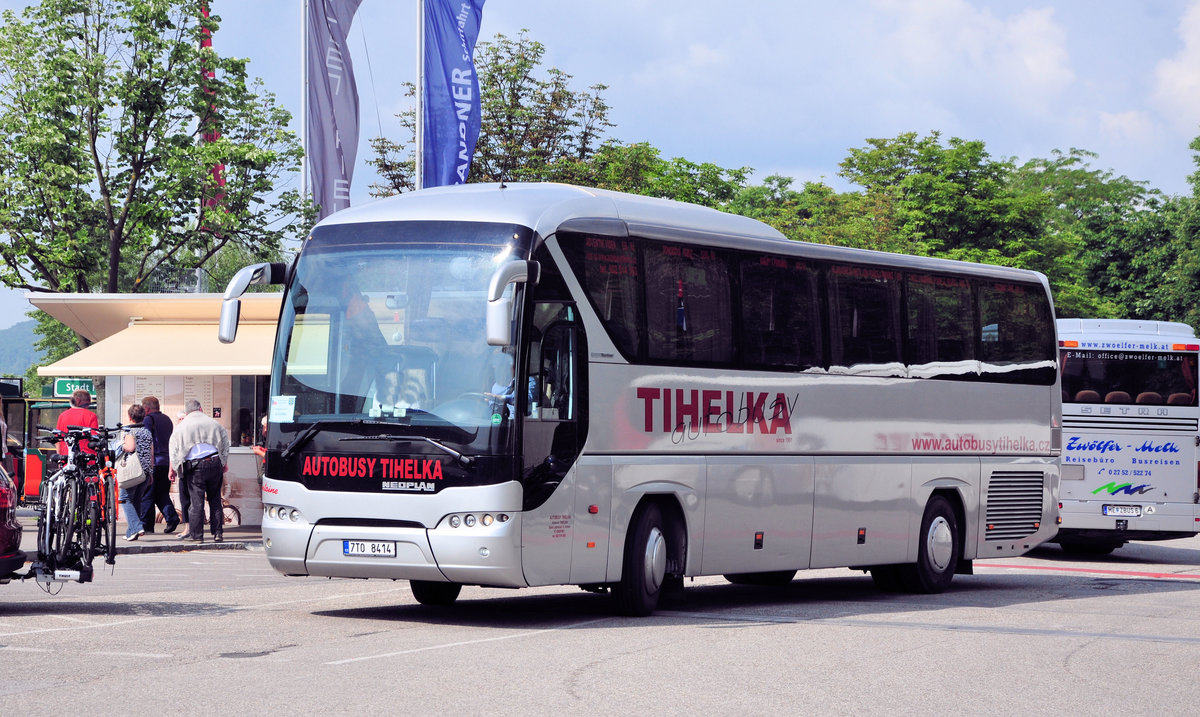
[220,183,1061,616]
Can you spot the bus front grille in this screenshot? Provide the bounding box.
[985,471,1045,540]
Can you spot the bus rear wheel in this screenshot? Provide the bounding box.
[614,503,667,617]
[410,580,462,606]
[898,495,959,594]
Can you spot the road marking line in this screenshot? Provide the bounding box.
[976,563,1200,580]
[325,618,610,665]
[658,610,1200,644]
[0,616,162,638]
[235,586,412,611]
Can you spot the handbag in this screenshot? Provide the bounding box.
[116,452,147,489]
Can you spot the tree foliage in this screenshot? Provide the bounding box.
[368,30,753,205]
[369,30,615,194]
[0,0,310,303]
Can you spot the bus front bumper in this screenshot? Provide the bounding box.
[263,511,527,588]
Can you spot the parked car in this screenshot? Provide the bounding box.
[0,464,25,582]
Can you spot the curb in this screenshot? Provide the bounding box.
[114,540,263,555]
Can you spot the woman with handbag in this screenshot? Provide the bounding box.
[119,403,154,541]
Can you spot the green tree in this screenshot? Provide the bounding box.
[0,0,310,369]
[368,30,753,206]
[369,30,614,194]
[0,0,309,300]
[1151,134,1200,327]
[835,132,1123,316]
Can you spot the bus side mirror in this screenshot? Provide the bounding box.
[486,260,539,347]
[218,262,286,344]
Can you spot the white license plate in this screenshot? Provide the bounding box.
[1103,504,1141,517]
[343,540,396,557]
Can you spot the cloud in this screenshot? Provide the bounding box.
[1098,110,1155,144]
[1152,1,1200,134]
[870,0,1074,115]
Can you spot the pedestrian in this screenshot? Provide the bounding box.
[55,388,98,456]
[169,399,230,543]
[172,410,189,520]
[120,403,155,541]
[139,396,180,534]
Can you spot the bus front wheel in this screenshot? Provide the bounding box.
[899,495,959,594]
[613,503,667,617]
[410,580,462,606]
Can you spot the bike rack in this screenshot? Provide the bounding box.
[16,561,94,584]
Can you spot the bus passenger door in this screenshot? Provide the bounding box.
[520,308,586,585]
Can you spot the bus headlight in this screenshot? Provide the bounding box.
[264,504,302,523]
[443,513,509,529]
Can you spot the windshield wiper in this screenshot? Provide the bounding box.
[281,420,361,461]
[339,432,474,467]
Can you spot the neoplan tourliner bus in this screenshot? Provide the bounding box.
[1057,319,1200,553]
[220,183,1061,616]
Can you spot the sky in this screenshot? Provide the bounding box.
[1,0,1199,328]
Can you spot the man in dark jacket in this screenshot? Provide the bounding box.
[140,396,180,533]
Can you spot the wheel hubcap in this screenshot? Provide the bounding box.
[927,516,953,572]
[643,526,667,592]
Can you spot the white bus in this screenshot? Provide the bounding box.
[1056,319,1200,553]
[220,183,1061,615]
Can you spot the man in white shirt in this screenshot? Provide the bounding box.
[168,399,230,542]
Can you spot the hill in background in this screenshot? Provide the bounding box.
[0,320,44,378]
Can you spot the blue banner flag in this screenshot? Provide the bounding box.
[422,0,486,188]
[307,0,362,218]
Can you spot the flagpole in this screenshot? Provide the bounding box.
[415,0,424,190]
[300,0,309,202]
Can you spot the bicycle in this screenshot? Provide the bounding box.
[32,424,121,583]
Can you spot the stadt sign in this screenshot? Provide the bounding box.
[53,378,94,399]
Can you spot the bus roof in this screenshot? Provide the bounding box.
[317,182,1050,286]
[1057,318,1197,339]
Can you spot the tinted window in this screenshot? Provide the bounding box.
[557,233,643,359]
[828,264,903,373]
[907,273,976,377]
[979,281,1056,384]
[740,256,822,369]
[1061,350,1197,406]
[645,242,733,363]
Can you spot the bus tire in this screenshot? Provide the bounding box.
[614,503,667,617]
[899,495,959,594]
[410,580,462,606]
[724,571,796,586]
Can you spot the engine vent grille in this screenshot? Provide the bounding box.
[985,471,1045,540]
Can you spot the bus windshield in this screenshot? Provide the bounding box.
[270,221,533,447]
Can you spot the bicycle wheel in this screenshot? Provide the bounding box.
[103,474,117,564]
[54,480,78,566]
[223,503,241,527]
[79,483,100,566]
[36,477,56,563]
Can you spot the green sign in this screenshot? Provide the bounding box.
[53,378,95,398]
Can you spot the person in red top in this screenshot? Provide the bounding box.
[56,389,99,455]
